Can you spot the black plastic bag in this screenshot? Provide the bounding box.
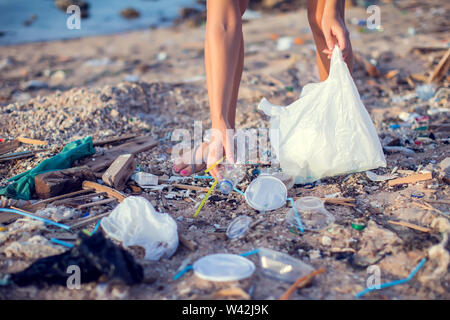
[10,232,143,287]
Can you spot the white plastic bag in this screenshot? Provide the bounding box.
[100,196,178,261]
[258,46,386,184]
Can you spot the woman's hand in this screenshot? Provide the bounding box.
[321,11,351,60]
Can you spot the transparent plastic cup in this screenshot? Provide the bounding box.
[244,174,287,211]
[257,247,314,283]
[226,216,252,239]
[285,196,334,231]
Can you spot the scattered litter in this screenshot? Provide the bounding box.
[258,47,386,184]
[132,172,159,187]
[257,247,315,283]
[383,146,415,155]
[280,268,325,300]
[124,74,140,82]
[217,164,246,195]
[244,174,287,211]
[0,136,95,200]
[101,196,178,260]
[156,52,167,61]
[10,232,143,287]
[22,80,48,91]
[355,258,427,298]
[84,57,112,67]
[365,170,398,182]
[4,235,65,260]
[285,197,334,231]
[352,223,366,231]
[388,172,433,187]
[193,253,255,282]
[276,37,293,51]
[226,216,252,239]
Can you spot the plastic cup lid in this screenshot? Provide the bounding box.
[244,175,287,211]
[193,253,255,282]
[226,216,252,239]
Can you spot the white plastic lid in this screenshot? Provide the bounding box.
[226,216,252,239]
[244,175,287,211]
[193,253,255,282]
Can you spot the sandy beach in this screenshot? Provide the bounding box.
[0,1,449,300]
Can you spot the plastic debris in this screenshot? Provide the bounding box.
[355,258,427,298]
[286,197,334,231]
[365,170,398,182]
[101,196,178,261]
[352,223,366,231]
[132,172,159,187]
[10,232,143,287]
[258,47,386,184]
[257,247,314,283]
[244,174,287,211]
[416,84,436,101]
[193,253,255,282]
[226,216,252,239]
[276,37,293,51]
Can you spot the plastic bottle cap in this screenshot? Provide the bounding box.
[244,175,287,211]
[218,180,233,195]
[193,254,255,282]
[226,216,253,239]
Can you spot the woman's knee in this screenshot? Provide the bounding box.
[206,14,241,39]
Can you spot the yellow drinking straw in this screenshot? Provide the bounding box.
[193,156,225,218]
[193,179,218,218]
[204,156,225,174]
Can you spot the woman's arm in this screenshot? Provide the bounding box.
[321,0,352,59]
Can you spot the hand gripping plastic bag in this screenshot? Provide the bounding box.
[100,196,178,261]
[258,46,386,184]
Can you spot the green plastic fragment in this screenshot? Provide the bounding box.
[352,223,366,231]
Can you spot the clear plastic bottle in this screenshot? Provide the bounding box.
[217,164,246,195]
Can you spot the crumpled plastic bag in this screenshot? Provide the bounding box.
[0,136,95,200]
[100,196,178,261]
[258,46,386,184]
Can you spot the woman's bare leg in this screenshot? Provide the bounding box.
[227,0,248,128]
[307,0,353,81]
[175,0,247,177]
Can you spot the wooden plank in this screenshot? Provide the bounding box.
[388,172,433,187]
[387,220,432,233]
[17,137,48,146]
[172,183,211,193]
[354,51,380,77]
[428,48,450,84]
[69,211,111,229]
[0,140,20,156]
[34,166,96,199]
[51,192,107,207]
[82,136,158,172]
[179,234,197,251]
[77,198,117,209]
[424,199,450,205]
[102,154,136,191]
[82,181,126,202]
[93,134,137,147]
